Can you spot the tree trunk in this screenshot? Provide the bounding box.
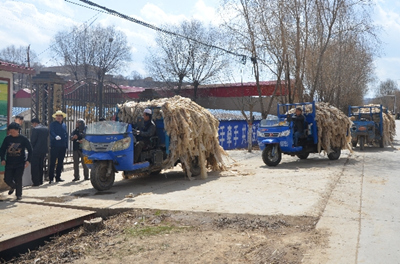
[248,122,253,152]
[193,80,199,101]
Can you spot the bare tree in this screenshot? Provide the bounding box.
[186,21,230,101]
[146,20,229,99]
[222,0,377,110]
[146,23,192,95]
[0,45,41,90]
[221,0,268,117]
[52,24,131,82]
[376,79,399,111]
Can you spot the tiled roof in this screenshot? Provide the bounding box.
[0,60,35,74]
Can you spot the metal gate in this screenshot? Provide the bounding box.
[63,78,130,158]
[32,73,131,161]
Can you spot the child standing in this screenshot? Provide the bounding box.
[0,122,32,200]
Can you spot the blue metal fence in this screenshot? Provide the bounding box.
[218,120,260,150]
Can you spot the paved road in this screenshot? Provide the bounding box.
[1,121,399,263]
[307,120,400,263]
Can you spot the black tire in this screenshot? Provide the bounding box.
[379,137,384,148]
[90,161,115,191]
[328,148,341,160]
[296,152,309,160]
[352,140,357,148]
[185,157,201,177]
[262,145,282,166]
[150,169,162,176]
[359,136,365,151]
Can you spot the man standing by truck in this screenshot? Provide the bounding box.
[70,119,88,181]
[49,110,68,183]
[30,118,48,186]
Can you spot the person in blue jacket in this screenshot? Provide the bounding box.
[49,110,68,184]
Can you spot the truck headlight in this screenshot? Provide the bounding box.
[279,130,291,137]
[112,137,131,151]
[82,139,91,151]
[257,130,264,137]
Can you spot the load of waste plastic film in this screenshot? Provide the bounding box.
[117,96,227,179]
[288,102,353,154]
[350,104,396,147]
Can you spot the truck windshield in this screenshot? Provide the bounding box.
[260,116,288,127]
[85,121,128,135]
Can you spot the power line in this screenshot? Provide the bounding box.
[65,0,249,64]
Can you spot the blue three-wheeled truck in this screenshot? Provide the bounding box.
[348,104,385,150]
[257,101,341,166]
[82,114,200,191]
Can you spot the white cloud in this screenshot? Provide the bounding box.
[32,0,74,16]
[140,3,187,26]
[193,0,219,25]
[0,1,77,51]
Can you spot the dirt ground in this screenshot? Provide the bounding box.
[5,209,326,264]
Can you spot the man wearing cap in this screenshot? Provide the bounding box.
[0,122,32,200]
[134,108,156,163]
[30,118,49,186]
[49,110,68,183]
[70,119,88,181]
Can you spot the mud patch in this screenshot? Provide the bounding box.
[8,209,326,264]
[37,196,76,203]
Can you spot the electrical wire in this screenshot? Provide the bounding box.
[32,12,101,62]
[65,0,249,64]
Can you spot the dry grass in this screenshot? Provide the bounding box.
[117,96,227,179]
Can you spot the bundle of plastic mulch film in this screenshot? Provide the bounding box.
[355,104,396,147]
[117,96,227,179]
[288,102,353,154]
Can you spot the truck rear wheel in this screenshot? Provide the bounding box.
[91,161,115,191]
[352,140,357,148]
[359,136,365,151]
[296,152,309,160]
[328,148,341,160]
[379,137,384,148]
[262,145,281,166]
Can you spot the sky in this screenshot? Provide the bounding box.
[1,0,400,95]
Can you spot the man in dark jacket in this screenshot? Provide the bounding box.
[0,122,32,200]
[134,108,156,163]
[30,118,49,186]
[49,110,68,183]
[70,119,88,181]
[288,107,305,147]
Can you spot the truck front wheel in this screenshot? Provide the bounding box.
[262,145,282,166]
[91,161,115,191]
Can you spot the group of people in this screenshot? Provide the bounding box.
[1,108,157,200]
[0,110,89,200]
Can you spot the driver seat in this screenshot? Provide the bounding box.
[142,136,158,151]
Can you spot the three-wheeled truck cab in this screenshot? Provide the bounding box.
[257,101,341,166]
[348,105,385,150]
